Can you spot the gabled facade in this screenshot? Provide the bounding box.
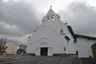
[26,7,76,56]
[26,7,96,58]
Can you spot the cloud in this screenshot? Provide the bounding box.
[0,1,41,45]
[0,34,29,46]
[59,2,96,37]
[0,1,41,36]
[0,21,23,36]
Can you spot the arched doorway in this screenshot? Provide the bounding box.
[36,38,52,56]
[40,47,48,56]
[40,42,48,56]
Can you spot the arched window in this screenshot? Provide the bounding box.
[61,29,63,32]
[64,47,66,51]
[60,29,64,35]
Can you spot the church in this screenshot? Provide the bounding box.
[26,6,96,58]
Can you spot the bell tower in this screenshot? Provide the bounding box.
[42,5,60,23]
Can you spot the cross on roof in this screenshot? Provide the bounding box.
[50,5,52,9]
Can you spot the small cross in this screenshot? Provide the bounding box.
[50,5,52,9]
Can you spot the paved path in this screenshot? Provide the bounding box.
[0,55,82,64]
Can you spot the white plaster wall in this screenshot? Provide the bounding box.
[26,19,76,55]
[43,18,75,41]
[42,16,76,54]
[26,8,76,55]
[26,25,70,55]
[68,40,76,54]
[76,38,96,58]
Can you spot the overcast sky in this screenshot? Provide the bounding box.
[1,0,96,38]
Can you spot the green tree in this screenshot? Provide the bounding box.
[17,49,26,54]
[91,43,96,58]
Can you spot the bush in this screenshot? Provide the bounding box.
[91,43,96,58]
[16,49,26,54]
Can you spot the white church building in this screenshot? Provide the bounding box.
[26,7,96,58]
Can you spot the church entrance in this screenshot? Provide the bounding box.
[40,47,48,56]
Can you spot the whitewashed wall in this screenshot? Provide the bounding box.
[76,38,96,58]
[26,25,69,55]
[26,8,76,56]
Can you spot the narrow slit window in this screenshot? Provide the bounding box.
[76,51,78,55]
[60,29,64,35]
[64,47,66,51]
